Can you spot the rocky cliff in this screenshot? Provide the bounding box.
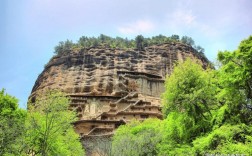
[30,42,209,137]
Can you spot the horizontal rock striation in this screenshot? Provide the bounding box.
[30,42,209,137]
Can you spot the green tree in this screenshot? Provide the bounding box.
[54,40,74,55]
[193,124,252,155]
[78,36,89,47]
[23,91,84,156]
[135,35,145,51]
[151,35,169,44]
[157,112,196,156]
[99,34,108,43]
[162,58,216,122]
[191,35,252,155]
[0,89,26,156]
[217,35,252,124]
[159,59,217,155]
[181,36,195,46]
[170,34,180,41]
[195,45,205,53]
[112,119,162,156]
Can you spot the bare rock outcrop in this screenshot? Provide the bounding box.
[30,42,209,137]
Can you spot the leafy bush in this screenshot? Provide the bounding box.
[193,124,252,155]
[112,119,162,156]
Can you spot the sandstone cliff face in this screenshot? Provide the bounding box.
[30,42,209,137]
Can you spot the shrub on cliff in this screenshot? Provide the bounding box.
[54,40,75,55]
[53,34,206,58]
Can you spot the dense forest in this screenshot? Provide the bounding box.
[53,34,206,59]
[1,35,252,155]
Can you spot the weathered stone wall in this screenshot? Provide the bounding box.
[30,42,209,137]
[31,43,208,97]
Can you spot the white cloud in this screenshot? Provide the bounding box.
[118,20,155,35]
[165,9,220,38]
[172,10,196,26]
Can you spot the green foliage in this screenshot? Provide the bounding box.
[157,59,216,155]
[0,90,85,155]
[0,89,26,156]
[162,58,217,122]
[135,35,145,51]
[151,34,171,44]
[193,124,252,155]
[195,45,205,53]
[54,39,75,55]
[161,112,195,144]
[157,143,195,156]
[211,104,228,128]
[53,34,206,58]
[112,119,162,156]
[23,91,84,156]
[195,45,207,59]
[181,36,195,46]
[170,34,180,41]
[156,113,197,155]
[180,36,207,58]
[217,36,252,124]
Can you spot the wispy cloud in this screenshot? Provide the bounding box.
[118,20,155,35]
[165,9,220,38]
[198,24,219,38]
[172,10,196,26]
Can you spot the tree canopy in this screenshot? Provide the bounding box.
[217,36,252,124]
[162,58,216,121]
[0,89,26,156]
[23,91,84,156]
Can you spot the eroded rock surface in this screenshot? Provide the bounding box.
[30,42,209,137]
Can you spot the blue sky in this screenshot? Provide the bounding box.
[1,0,252,109]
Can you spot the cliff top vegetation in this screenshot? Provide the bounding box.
[54,34,206,59]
